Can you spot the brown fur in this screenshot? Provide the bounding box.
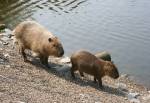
[70,50,119,88]
[13,20,64,67]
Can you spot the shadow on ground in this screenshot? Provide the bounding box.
[27,57,127,97]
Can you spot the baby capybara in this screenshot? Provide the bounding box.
[70,50,119,88]
[13,20,64,67]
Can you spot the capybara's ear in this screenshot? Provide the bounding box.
[48,38,52,42]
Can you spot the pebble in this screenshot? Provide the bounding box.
[2,42,9,45]
[4,28,12,38]
[5,65,10,68]
[0,58,4,62]
[4,53,10,58]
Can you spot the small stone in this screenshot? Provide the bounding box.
[4,28,12,37]
[124,97,128,100]
[5,65,10,68]
[0,58,4,62]
[2,42,9,45]
[4,53,10,58]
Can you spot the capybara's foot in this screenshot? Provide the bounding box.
[99,85,103,89]
[94,77,97,83]
[98,79,103,88]
[79,71,84,77]
[71,72,75,79]
[45,64,51,68]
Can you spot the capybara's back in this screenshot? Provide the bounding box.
[71,51,99,76]
[14,21,51,49]
[13,20,64,67]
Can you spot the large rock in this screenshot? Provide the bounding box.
[95,51,111,61]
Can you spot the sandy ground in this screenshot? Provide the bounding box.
[0,31,150,103]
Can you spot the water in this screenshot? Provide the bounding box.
[0,0,150,88]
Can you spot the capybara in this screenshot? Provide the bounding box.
[70,50,119,88]
[13,20,64,67]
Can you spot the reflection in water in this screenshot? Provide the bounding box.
[0,0,150,88]
[0,0,87,28]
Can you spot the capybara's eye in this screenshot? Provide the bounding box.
[48,38,52,42]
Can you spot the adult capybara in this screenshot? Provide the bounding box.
[70,50,119,88]
[13,20,64,67]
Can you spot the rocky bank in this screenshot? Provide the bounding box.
[0,27,150,103]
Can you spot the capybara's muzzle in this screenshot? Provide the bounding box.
[58,48,64,57]
[114,73,119,79]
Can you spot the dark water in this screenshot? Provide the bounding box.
[0,0,150,88]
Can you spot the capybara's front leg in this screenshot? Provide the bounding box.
[94,77,97,83]
[40,56,50,68]
[70,67,75,79]
[20,46,27,62]
[97,76,103,89]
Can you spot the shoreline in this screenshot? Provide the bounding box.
[0,28,150,103]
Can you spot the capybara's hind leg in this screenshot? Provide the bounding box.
[70,67,75,79]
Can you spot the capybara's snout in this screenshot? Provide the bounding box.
[59,48,64,57]
[112,69,119,79]
[114,72,119,79]
[57,46,64,57]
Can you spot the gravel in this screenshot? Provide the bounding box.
[0,30,150,103]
